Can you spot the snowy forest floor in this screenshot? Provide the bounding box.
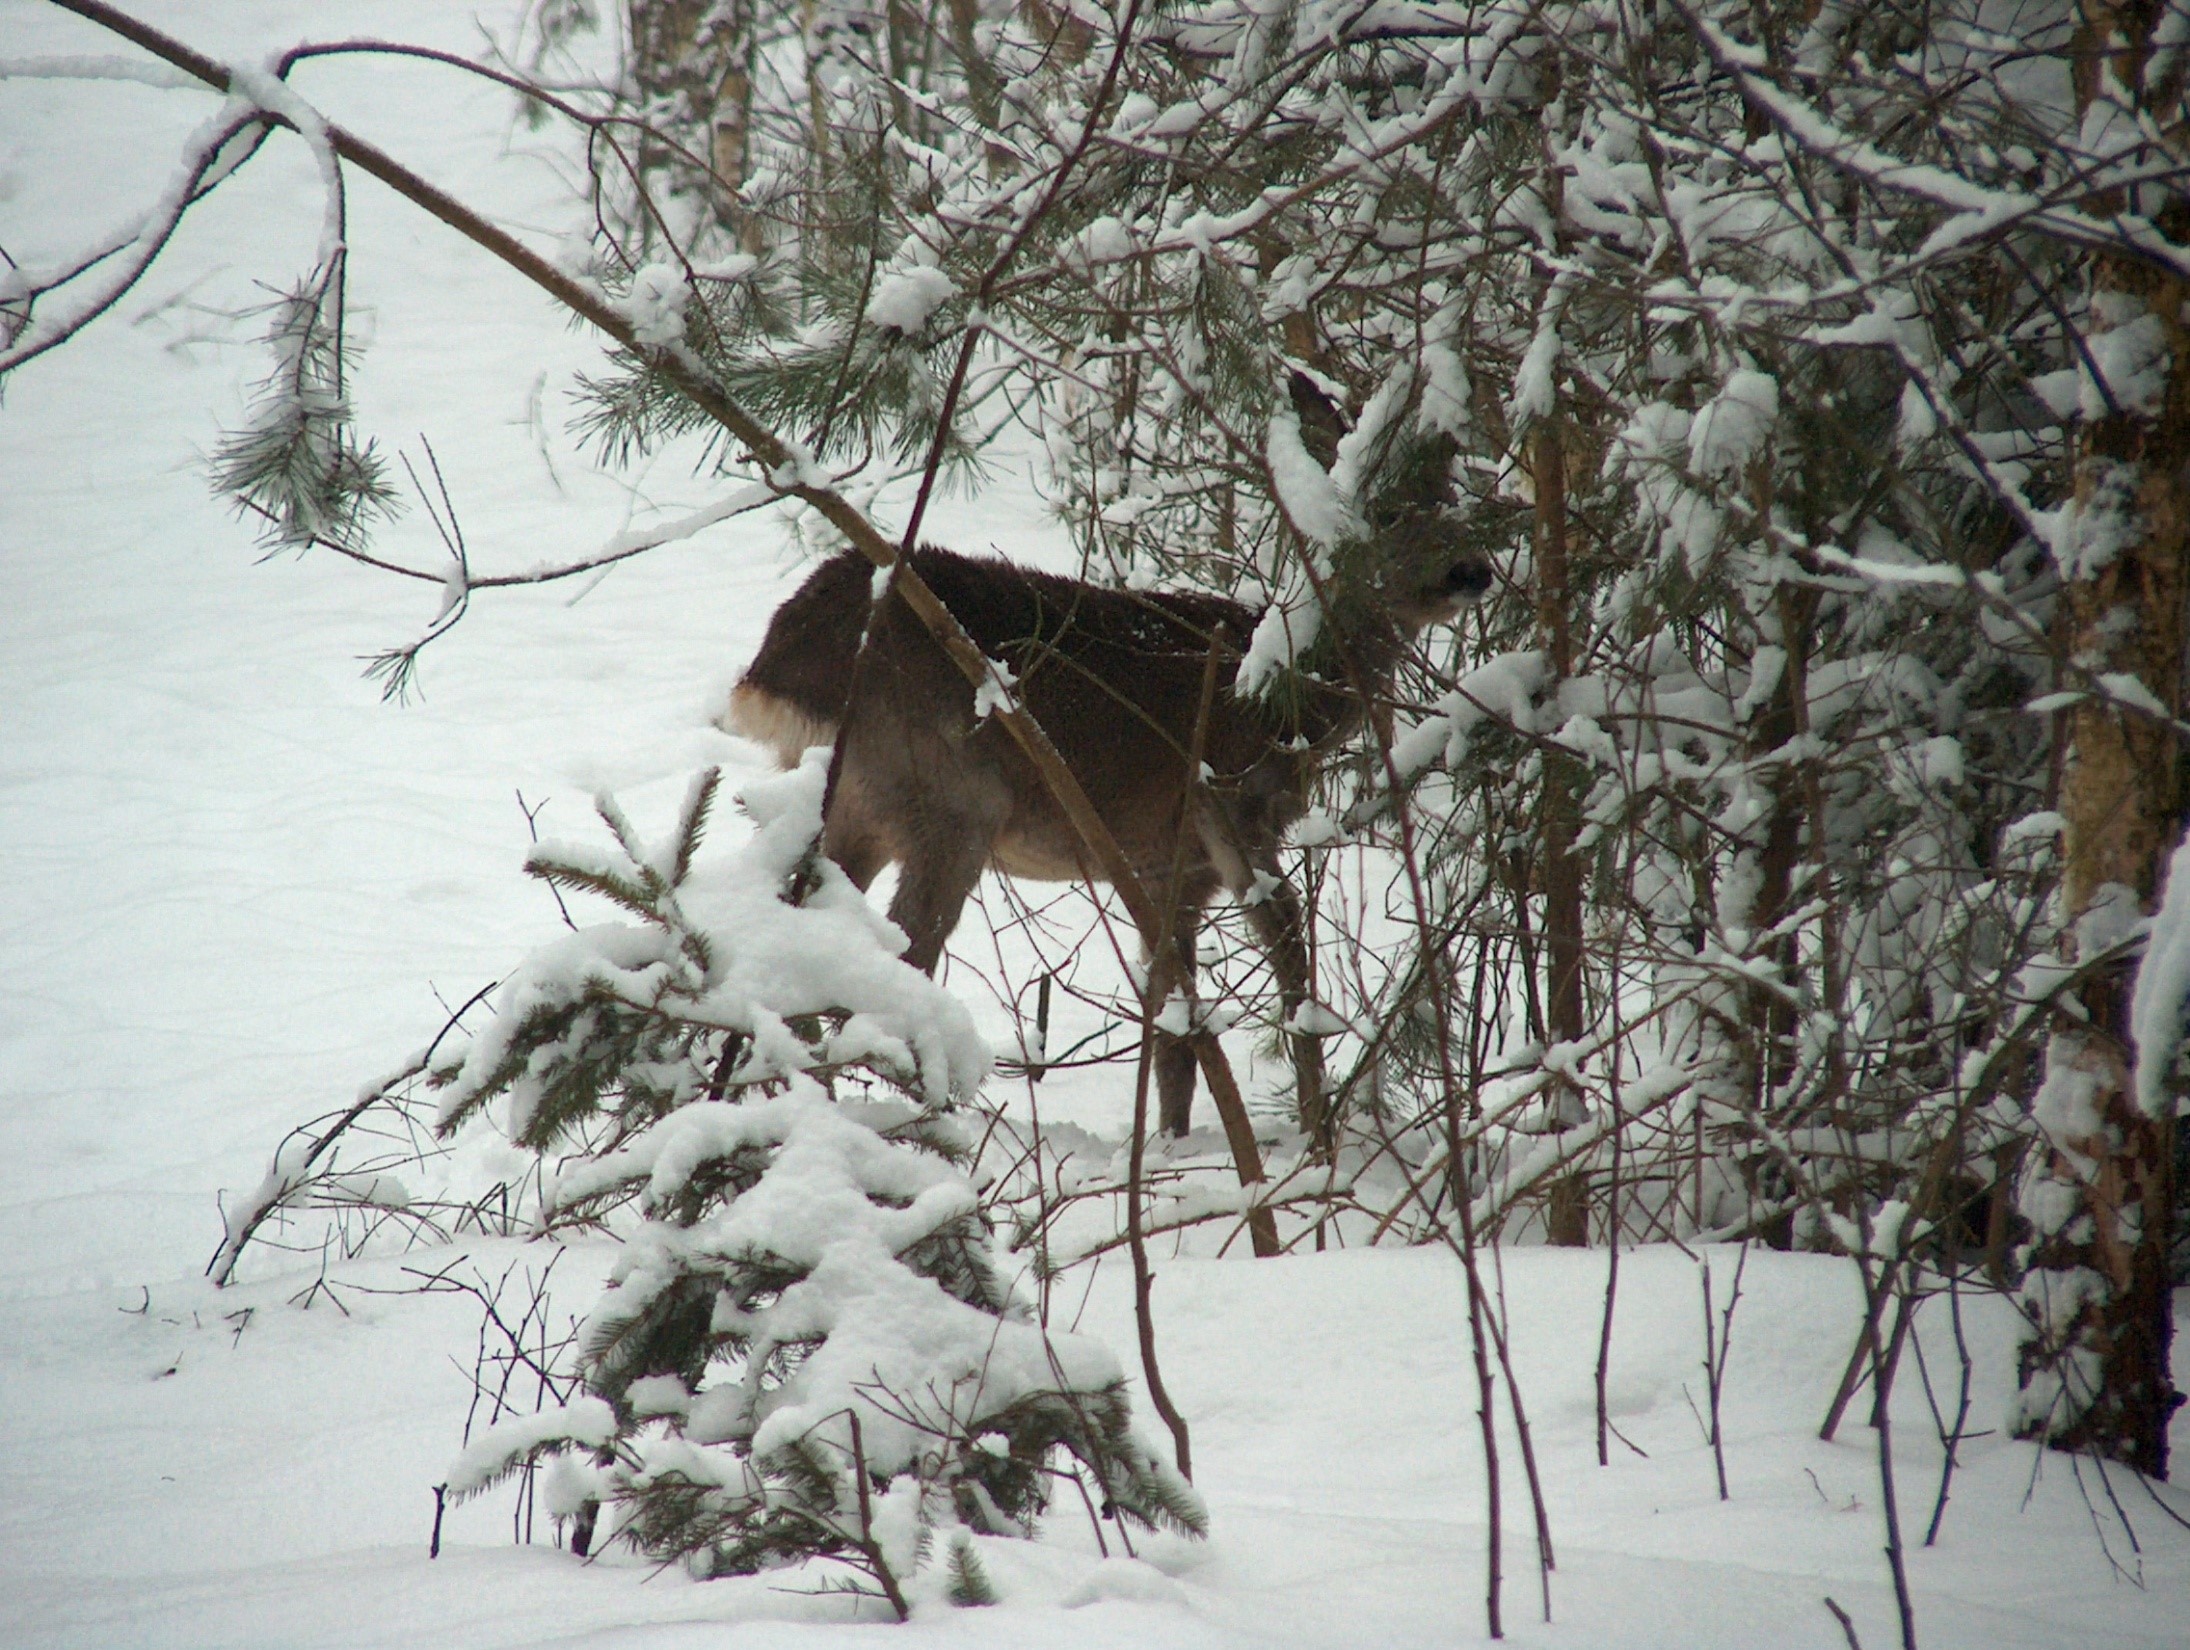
[3,3,2188,1645]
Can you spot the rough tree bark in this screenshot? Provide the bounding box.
[2014,0,2187,1480]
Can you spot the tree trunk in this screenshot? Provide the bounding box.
[1529,53,1590,1248]
[2014,0,2188,1479]
[1742,577,1815,1251]
[1534,417,1590,1247]
[708,0,763,254]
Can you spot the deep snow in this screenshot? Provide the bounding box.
[3,3,2187,1646]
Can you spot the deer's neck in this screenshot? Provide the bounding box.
[1275,606,1415,752]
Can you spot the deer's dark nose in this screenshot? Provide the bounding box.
[1445,558,1494,600]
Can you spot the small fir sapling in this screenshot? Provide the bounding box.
[945,1528,1000,1607]
[429,756,1203,1607]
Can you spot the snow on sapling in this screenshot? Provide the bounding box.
[431,755,1202,1609]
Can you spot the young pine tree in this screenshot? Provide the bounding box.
[431,759,1202,1611]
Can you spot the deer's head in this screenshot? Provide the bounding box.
[1288,371,1497,636]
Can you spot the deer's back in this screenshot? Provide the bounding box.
[730,548,1305,872]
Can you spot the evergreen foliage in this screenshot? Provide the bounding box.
[209,259,398,555]
[944,1528,999,1606]
[430,757,1201,1605]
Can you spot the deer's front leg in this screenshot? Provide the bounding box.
[1239,858,1331,1151]
[884,822,996,974]
[833,700,1008,974]
[1153,902,1203,1138]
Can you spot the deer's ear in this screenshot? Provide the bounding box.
[1288,370,1350,470]
[1411,430,1462,508]
[1364,429,1463,531]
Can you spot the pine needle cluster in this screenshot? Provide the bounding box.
[210,258,398,554]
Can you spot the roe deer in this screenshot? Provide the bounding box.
[726,378,1492,1141]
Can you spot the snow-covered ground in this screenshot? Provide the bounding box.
[3,4,2186,1645]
